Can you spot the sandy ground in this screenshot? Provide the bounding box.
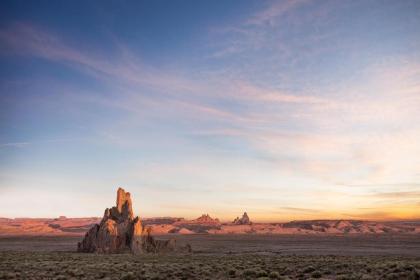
[1,234,420,256]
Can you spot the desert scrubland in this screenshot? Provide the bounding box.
[1,234,420,279]
[1,251,420,280]
[2,190,419,279]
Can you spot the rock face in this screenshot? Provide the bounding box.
[77,187,183,254]
[233,212,251,225]
[193,214,220,224]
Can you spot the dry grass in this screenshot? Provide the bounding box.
[1,235,420,279]
[0,252,419,280]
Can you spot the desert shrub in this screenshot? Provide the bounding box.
[408,269,420,280]
[243,269,257,277]
[323,269,332,275]
[236,265,245,270]
[96,271,107,278]
[303,266,315,273]
[66,269,77,277]
[311,271,322,278]
[1,273,16,280]
[336,275,352,280]
[282,268,292,275]
[386,273,402,280]
[256,270,268,277]
[269,271,280,279]
[228,268,236,277]
[388,263,398,269]
[121,272,135,280]
[404,265,415,271]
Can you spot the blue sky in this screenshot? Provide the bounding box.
[1,0,420,221]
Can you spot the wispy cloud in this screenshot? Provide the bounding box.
[342,183,420,189]
[0,22,201,95]
[369,191,420,199]
[233,81,337,105]
[0,138,84,149]
[246,0,310,26]
[1,22,348,130]
[0,142,29,148]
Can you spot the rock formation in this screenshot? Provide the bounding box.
[233,212,251,225]
[77,187,186,254]
[193,214,220,224]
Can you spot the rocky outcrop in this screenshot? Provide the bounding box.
[192,214,220,224]
[77,187,185,254]
[233,212,251,225]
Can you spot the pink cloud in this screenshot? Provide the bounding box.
[247,0,310,26]
[234,81,337,105]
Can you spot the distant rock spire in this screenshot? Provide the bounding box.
[233,212,251,225]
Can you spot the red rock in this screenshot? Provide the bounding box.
[78,188,142,253]
[77,187,183,254]
[233,212,251,225]
[192,214,220,224]
[116,187,134,220]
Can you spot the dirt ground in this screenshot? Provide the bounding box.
[1,234,420,256]
[0,234,420,279]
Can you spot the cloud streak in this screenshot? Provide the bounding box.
[0,142,30,148]
[246,0,310,26]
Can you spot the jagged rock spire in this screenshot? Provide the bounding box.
[116,187,134,220]
[78,187,183,254]
[78,187,141,253]
[233,212,251,225]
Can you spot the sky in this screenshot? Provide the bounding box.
[1,0,420,222]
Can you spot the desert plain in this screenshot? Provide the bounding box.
[1,232,420,279]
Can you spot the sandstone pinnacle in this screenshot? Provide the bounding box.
[233,212,251,225]
[78,187,184,254]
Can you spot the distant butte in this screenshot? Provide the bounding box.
[233,212,251,225]
[192,214,220,224]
